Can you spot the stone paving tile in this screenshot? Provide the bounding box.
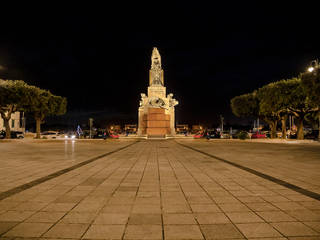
[271,222,319,237]
[248,238,287,240]
[303,221,320,233]
[236,223,282,238]
[42,223,89,238]
[162,204,192,213]
[93,213,129,224]
[288,237,320,240]
[100,204,132,213]
[218,203,251,212]
[24,211,65,223]
[132,204,161,214]
[163,213,197,225]
[256,211,296,222]
[128,214,162,225]
[200,224,245,239]
[41,202,77,212]
[246,202,280,211]
[54,195,83,203]
[60,212,96,223]
[83,224,125,239]
[190,204,221,213]
[12,202,48,211]
[3,222,53,237]
[272,202,308,211]
[0,222,19,235]
[164,224,203,239]
[286,210,320,221]
[124,224,162,239]
[0,211,35,222]
[194,213,230,224]
[226,212,265,223]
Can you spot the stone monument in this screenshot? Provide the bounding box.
[138,47,178,138]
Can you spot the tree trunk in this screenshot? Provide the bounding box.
[35,117,42,139]
[296,117,304,140]
[0,111,12,139]
[281,115,287,139]
[269,120,278,138]
[318,111,320,140]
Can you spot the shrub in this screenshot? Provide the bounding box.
[237,131,249,140]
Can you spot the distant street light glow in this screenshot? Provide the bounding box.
[308,67,314,72]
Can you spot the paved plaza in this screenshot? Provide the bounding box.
[0,139,320,239]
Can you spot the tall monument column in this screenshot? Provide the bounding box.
[138,47,178,138]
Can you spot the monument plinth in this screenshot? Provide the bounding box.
[138,47,178,138]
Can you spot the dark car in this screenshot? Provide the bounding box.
[288,132,297,139]
[206,130,221,139]
[0,130,24,139]
[0,130,5,139]
[93,130,106,139]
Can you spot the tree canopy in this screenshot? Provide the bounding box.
[230,91,259,118]
[24,86,67,138]
[0,79,67,139]
[0,80,30,138]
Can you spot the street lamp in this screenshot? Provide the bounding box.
[306,60,320,140]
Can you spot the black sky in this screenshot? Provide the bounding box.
[1,3,319,126]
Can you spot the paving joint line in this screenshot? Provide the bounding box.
[170,142,286,239]
[166,143,249,240]
[0,140,139,201]
[79,142,146,240]
[175,140,320,201]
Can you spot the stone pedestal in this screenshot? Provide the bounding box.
[137,47,178,138]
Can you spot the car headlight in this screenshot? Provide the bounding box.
[64,136,68,139]
[71,135,76,139]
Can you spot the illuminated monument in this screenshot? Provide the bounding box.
[138,47,178,137]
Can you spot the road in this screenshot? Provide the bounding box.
[0,139,319,239]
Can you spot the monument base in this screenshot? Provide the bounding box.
[143,108,171,138]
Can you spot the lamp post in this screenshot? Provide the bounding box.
[306,60,320,140]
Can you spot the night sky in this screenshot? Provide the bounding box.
[1,4,319,127]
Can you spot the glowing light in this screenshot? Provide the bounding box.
[308,67,314,72]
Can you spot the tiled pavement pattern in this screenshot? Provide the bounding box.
[0,139,136,193]
[0,139,319,239]
[177,139,320,195]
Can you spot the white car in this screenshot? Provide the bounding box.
[41,131,64,139]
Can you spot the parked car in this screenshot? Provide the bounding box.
[251,132,266,139]
[64,132,76,139]
[108,131,119,139]
[41,131,64,139]
[220,131,230,139]
[230,130,239,139]
[93,130,106,139]
[193,131,205,138]
[13,131,24,139]
[0,130,24,139]
[206,130,221,139]
[0,130,5,139]
[287,131,297,139]
[93,130,119,139]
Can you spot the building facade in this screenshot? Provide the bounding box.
[138,47,178,137]
[0,112,25,132]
